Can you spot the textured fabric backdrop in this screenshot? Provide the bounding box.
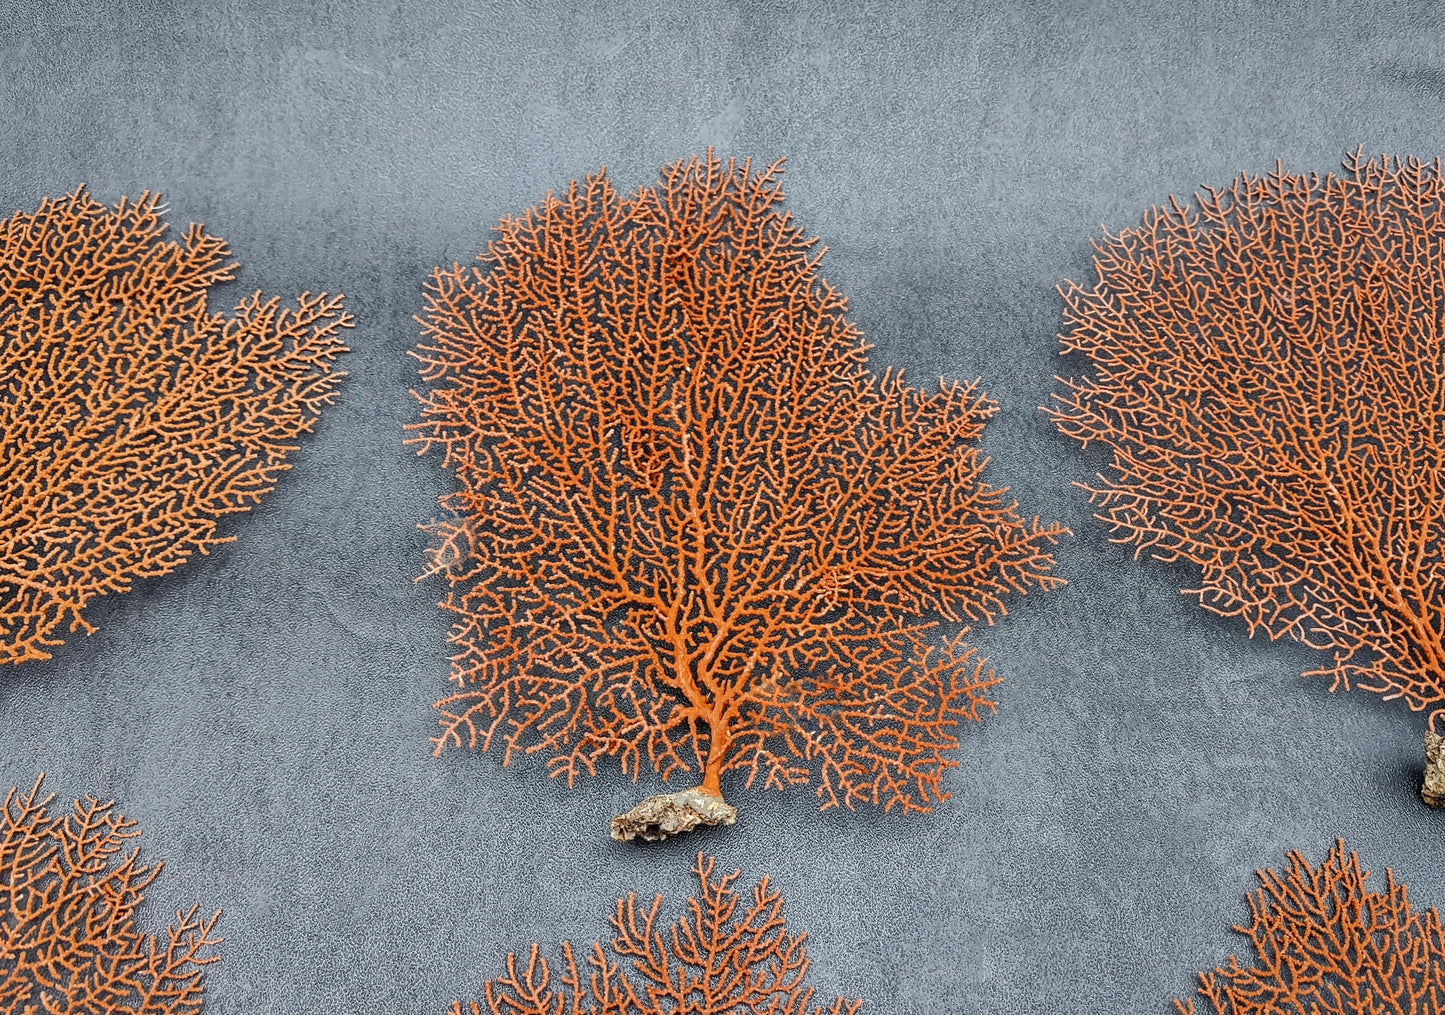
[3,2,1444,1012]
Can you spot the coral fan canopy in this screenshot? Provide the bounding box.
[1177,840,1445,1015]
[1051,152,1445,710]
[0,775,222,1015]
[410,152,1066,817]
[451,853,860,1015]
[0,186,350,663]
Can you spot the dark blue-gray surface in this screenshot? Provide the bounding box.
[2,2,1444,1012]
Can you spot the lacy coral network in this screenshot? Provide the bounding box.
[1051,153,1445,717]
[1177,840,1445,1015]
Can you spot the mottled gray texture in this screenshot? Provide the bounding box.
[2,2,1445,1012]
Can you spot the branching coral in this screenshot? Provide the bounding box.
[1050,151,1445,714]
[449,853,860,1015]
[1177,840,1445,1015]
[0,186,350,663]
[410,151,1067,831]
[0,775,222,1015]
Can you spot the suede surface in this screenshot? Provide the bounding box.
[3,2,1445,1012]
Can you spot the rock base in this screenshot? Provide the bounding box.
[1425,727,1445,808]
[610,788,736,842]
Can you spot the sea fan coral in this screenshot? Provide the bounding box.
[410,152,1066,833]
[0,186,350,663]
[1177,839,1445,1015]
[450,853,859,1015]
[0,775,222,1015]
[1051,151,1445,714]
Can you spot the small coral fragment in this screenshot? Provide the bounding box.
[1423,715,1445,807]
[1176,840,1445,1015]
[609,787,736,842]
[450,853,861,1015]
[0,775,222,1015]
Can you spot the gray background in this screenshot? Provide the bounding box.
[2,2,1444,1012]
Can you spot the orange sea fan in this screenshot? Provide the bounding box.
[0,186,350,663]
[1177,840,1445,1015]
[0,775,222,1015]
[409,152,1067,830]
[449,853,860,1015]
[1050,151,1445,713]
